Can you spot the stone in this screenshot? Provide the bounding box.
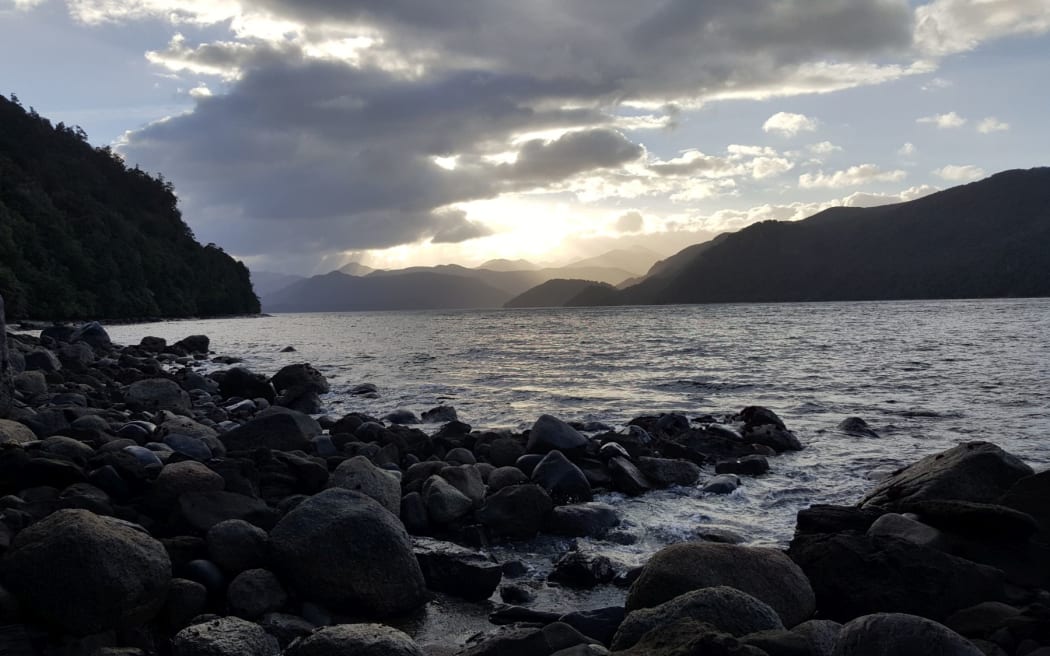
[838,417,879,438]
[175,335,210,354]
[0,295,11,418]
[0,509,171,635]
[220,412,312,453]
[161,417,219,441]
[549,550,616,588]
[12,370,47,397]
[737,406,786,430]
[794,504,885,535]
[488,466,529,493]
[788,532,1005,622]
[70,321,111,350]
[559,607,626,647]
[227,569,287,619]
[24,349,61,372]
[867,513,948,550]
[422,474,474,524]
[0,419,36,445]
[126,378,191,412]
[206,519,268,574]
[635,457,700,487]
[531,449,593,504]
[608,457,652,496]
[832,613,984,656]
[944,601,1021,637]
[907,499,1039,542]
[488,437,526,467]
[163,578,208,630]
[613,586,784,651]
[164,433,213,461]
[439,464,486,506]
[270,363,329,395]
[258,613,315,648]
[477,484,553,540]
[216,367,274,403]
[461,623,595,656]
[545,502,620,538]
[742,424,803,452]
[268,488,426,615]
[999,470,1050,541]
[139,336,167,352]
[422,405,458,423]
[703,474,740,494]
[153,461,226,506]
[284,624,423,656]
[412,537,502,601]
[861,442,1034,511]
[445,446,476,465]
[715,455,770,477]
[175,490,276,533]
[326,455,401,515]
[384,409,420,425]
[627,542,815,628]
[527,414,589,453]
[172,617,279,656]
[792,620,841,656]
[615,618,767,656]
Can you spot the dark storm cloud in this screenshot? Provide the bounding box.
[119,0,918,265]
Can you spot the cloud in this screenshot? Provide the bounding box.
[898,142,917,157]
[933,164,985,182]
[976,116,1010,133]
[430,210,494,243]
[808,141,842,155]
[763,112,818,137]
[614,211,644,233]
[799,164,907,189]
[915,0,1050,56]
[504,129,644,185]
[917,111,966,128]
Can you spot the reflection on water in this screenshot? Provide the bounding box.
[105,298,1050,553]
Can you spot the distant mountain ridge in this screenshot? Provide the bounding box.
[504,279,615,308]
[569,168,1050,306]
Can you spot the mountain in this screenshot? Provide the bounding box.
[573,168,1050,307]
[263,271,511,312]
[338,262,375,276]
[504,279,615,308]
[0,94,259,320]
[565,246,663,276]
[477,258,540,272]
[251,270,307,298]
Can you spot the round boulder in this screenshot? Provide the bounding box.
[527,414,589,453]
[626,541,815,628]
[268,488,426,615]
[172,616,280,656]
[126,378,191,412]
[832,613,983,656]
[227,569,287,619]
[206,519,269,574]
[0,419,37,445]
[326,456,401,516]
[285,624,423,656]
[0,509,171,635]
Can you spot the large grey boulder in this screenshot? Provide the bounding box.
[0,294,11,418]
[173,616,280,656]
[0,509,171,635]
[0,418,35,445]
[268,488,426,615]
[126,378,191,412]
[477,484,553,540]
[527,414,589,453]
[613,586,784,651]
[832,613,984,656]
[861,442,1033,511]
[326,455,401,515]
[284,624,423,656]
[626,542,815,628]
[220,412,313,453]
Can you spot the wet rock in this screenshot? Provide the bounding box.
[153,461,226,506]
[445,447,476,465]
[635,457,700,487]
[422,474,474,524]
[0,419,36,445]
[737,406,786,430]
[833,613,983,655]
[175,335,210,354]
[270,363,329,395]
[866,513,948,550]
[174,490,276,533]
[999,470,1050,541]
[220,412,313,453]
[478,484,553,540]
[422,405,458,423]
[461,622,595,656]
[743,424,802,452]
[500,583,536,605]
[608,457,652,496]
[215,367,275,403]
[206,519,268,574]
[384,409,420,425]
[838,417,879,438]
[531,449,592,504]
[794,504,886,535]
[907,499,1039,542]
[285,623,424,656]
[488,466,529,493]
[162,578,208,631]
[126,378,191,412]
[788,532,1005,622]
[716,455,770,477]
[545,502,620,538]
[527,414,589,454]
[412,537,502,601]
[258,613,315,648]
[24,349,61,372]
[654,413,690,436]
[172,617,279,656]
[12,371,47,397]
[488,437,526,467]
[861,442,1034,511]
[1,509,171,635]
[615,617,767,656]
[327,455,401,515]
[559,607,626,647]
[182,559,226,595]
[439,464,486,506]
[268,488,426,615]
[792,619,841,656]
[549,550,616,588]
[139,336,167,353]
[227,569,287,619]
[703,474,740,494]
[613,586,784,651]
[164,434,213,461]
[627,542,815,628]
[71,321,111,350]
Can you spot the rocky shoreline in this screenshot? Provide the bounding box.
[1,306,1049,655]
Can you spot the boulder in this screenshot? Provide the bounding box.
[531,449,593,504]
[126,378,191,412]
[174,490,276,533]
[559,607,626,647]
[227,568,287,619]
[487,466,529,493]
[422,405,458,423]
[383,409,420,425]
[412,537,502,601]
[715,455,770,477]
[422,474,474,524]
[326,456,401,516]
[626,542,815,628]
[545,502,620,538]
[219,412,312,453]
[268,488,426,615]
[614,618,767,656]
[439,464,486,506]
[478,484,553,540]
[270,363,329,395]
[461,622,595,656]
[139,336,167,352]
[172,617,279,656]
[70,321,111,350]
[635,457,700,487]
[737,406,786,430]
[908,499,1039,542]
[164,433,213,461]
[703,474,740,494]
[206,519,269,574]
[285,624,423,656]
[216,367,274,403]
[527,414,589,453]
[0,294,11,418]
[608,457,652,496]
[837,417,879,438]
[788,533,1005,622]
[0,419,35,445]
[175,335,211,354]
[0,509,171,635]
[12,370,47,397]
[488,437,526,467]
[153,461,226,506]
[742,424,803,452]
[860,442,1034,511]
[549,550,616,588]
[832,613,984,656]
[613,586,784,651]
[161,416,219,441]
[258,613,315,649]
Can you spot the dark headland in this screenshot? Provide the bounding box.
[2,308,1050,655]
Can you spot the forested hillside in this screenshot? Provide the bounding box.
[0,94,259,319]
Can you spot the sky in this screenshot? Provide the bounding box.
[1,1,1049,276]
